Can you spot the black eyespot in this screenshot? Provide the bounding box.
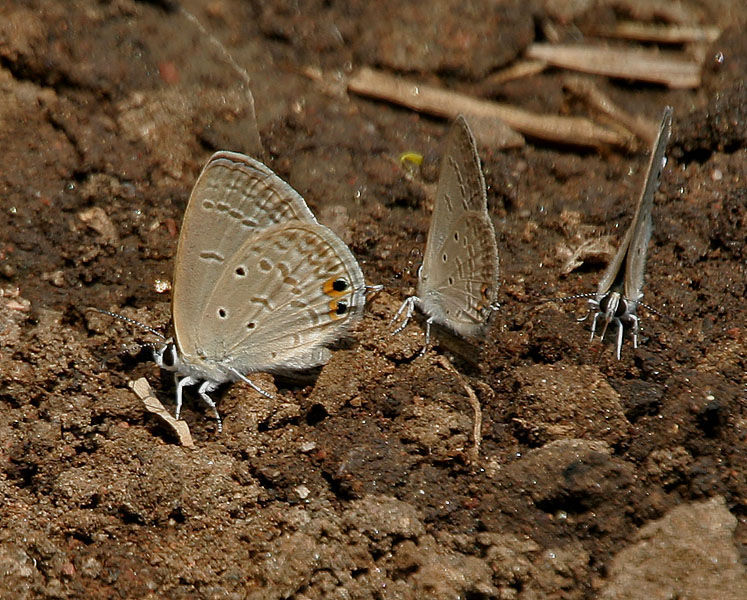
[335,301,348,315]
[454,232,459,241]
[448,276,454,285]
[218,308,227,318]
[235,266,247,277]
[246,322,256,330]
[332,278,348,292]
[442,253,448,262]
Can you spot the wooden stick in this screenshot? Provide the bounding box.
[563,76,658,146]
[348,67,633,150]
[526,43,702,89]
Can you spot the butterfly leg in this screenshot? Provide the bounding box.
[598,314,612,342]
[175,375,198,420]
[229,368,273,399]
[418,317,434,357]
[390,296,418,335]
[630,314,640,350]
[589,311,601,341]
[615,319,624,360]
[197,380,222,433]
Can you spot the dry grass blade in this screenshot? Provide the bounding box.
[592,22,721,44]
[526,43,702,89]
[348,67,634,150]
[129,378,195,447]
[435,356,482,466]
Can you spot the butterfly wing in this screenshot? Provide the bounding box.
[624,106,672,302]
[419,212,499,338]
[186,220,366,374]
[421,115,488,272]
[173,151,318,357]
[418,115,499,337]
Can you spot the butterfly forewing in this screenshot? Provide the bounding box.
[624,107,672,301]
[192,221,366,373]
[422,115,489,277]
[595,107,672,303]
[173,151,318,357]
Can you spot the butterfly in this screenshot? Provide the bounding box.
[101,151,373,430]
[582,106,673,359]
[392,115,500,353]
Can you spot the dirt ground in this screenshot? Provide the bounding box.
[0,1,745,598]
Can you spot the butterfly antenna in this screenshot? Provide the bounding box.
[549,292,598,303]
[633,300,673,322]
[89,308,167,341]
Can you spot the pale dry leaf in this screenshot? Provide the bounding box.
[129,377,195,447]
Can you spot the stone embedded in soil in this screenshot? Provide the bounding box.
[391,535,499,598]
[503,439,634,513]
[598,496,746,600]
[508,363,630,446]
[342,494,425,543]
[0,544,41,599]
[306,347,393,415]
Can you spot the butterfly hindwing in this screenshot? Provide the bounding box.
[418,211,499,338]
[190,220,366,373]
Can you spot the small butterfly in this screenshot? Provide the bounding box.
[392,115,500,353]
[100,152,376,430]
[581,106,673,359]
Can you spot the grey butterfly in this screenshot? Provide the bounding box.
[103,151,370,430]
[585,106,673,359]
[392,115,500,352]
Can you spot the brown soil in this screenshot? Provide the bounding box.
[0,1,744,598]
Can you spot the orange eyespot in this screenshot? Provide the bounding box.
[323,277,350,298]
[328,299,349,319]
[476,285,493,312]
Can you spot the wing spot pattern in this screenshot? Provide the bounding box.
[250,296,273,310]
[199,251,224,263]
[259,258,273,272]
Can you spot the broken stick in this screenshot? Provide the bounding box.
[348,67,634,150]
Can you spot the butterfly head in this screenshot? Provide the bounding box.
[153,340,181,372]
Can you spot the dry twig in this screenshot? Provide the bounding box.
[563,76,658,146]
[592,22,721,44]
[348,67,634,150]
[479,59,547,89]
[526,43,702,89]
